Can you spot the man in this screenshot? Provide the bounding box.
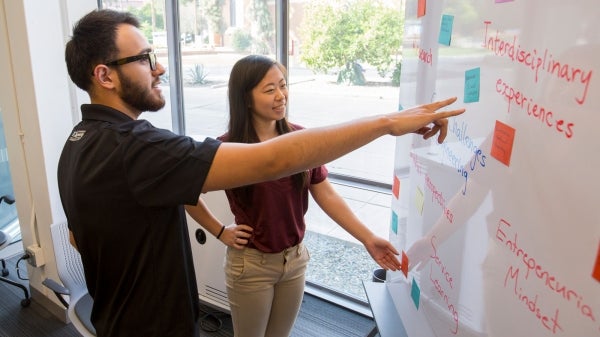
[58,9,464,337]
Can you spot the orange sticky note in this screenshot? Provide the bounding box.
[593,241,600,282]
[491,120,516,166]
[401,250,409,278]
[392,175,400,199]
[418,0,426,17]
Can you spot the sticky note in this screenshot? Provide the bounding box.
[438,15,454,46]
[393,175,400,199]
[411,278,421,309]
[417,0,426,18]
[415,186,425,215]
[401,250,409,277]
[391,211,398,234]
[491,120,516,166]
[464,68,481,103]
[593,241,600,282]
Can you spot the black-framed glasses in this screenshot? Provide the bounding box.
[105,52,157,71]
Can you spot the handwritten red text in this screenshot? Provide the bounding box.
[413,42,433,66]
[496,219,597,331]
[425,175,454,223]
[483,21,593,106]
[429,236,459,334]
[495,77,575,138]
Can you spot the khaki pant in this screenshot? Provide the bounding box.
[225,243,310,337]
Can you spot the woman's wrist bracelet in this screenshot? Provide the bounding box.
[216,225,225,239]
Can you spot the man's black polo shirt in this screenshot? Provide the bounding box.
[57,104,221,336]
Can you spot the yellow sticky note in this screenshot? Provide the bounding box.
[415,186,425,215]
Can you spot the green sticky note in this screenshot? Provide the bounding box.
[438,14,454,46]
[411,277,421,309]
[391,211,398,234]
[464,67,481,103]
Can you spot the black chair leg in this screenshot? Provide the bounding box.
[0,258,31,307]
[0,276,31,307]
[1,258,8,277]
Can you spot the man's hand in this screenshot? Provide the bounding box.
[387,97,465,143]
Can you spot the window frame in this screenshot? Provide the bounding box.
[105,0,397,309]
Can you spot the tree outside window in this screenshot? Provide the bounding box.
[300,0,403,86]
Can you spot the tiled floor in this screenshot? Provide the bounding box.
[303,179,407,301]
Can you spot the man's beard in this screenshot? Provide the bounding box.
[117,70,165,112]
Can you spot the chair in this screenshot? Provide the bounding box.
[0,195,31,307]
[43,221,96,336]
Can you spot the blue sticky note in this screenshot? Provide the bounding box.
[411,277,421,309]
[391,211,398,234]
[438,14,454,46]
[464,67,481,103]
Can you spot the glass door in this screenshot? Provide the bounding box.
[0,107,19,244]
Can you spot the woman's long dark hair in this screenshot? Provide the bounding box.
[227,55,308,205]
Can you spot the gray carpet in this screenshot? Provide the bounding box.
[292,296,376,337]
[0,253,376,337]
[0,254,80,337]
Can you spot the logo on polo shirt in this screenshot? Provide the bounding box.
[68,130,86,141]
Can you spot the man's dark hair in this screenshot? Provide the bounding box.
[65,9,140,91]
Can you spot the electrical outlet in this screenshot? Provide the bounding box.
[26,244,45,267]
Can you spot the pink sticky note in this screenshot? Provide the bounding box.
[491,120,515,166]
[401,250,409,278]
[392,175,400,199]
[417,0,426,17]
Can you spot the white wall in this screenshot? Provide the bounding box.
[0,0,96,317]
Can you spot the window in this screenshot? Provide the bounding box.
[0,108,19,244]
[102,0,406,305]
[279,0,406,302]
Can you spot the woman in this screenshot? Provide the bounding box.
[186,55,402,337]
